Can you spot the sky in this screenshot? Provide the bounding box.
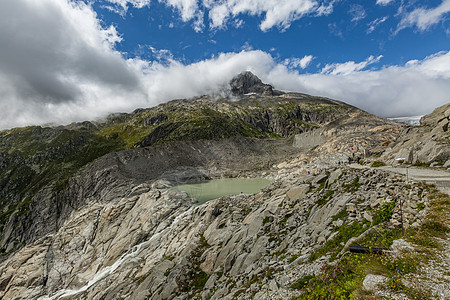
[0,0,449,129]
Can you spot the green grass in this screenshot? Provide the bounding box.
[332,208,348,221]
[297,183,449,300]
[371,202,396,226]
[179,234,211,298]
[309,221,369,262]
[290,275,314,290]
[371,161,386,167]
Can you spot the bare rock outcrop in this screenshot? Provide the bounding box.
[382,102,450,164]
[229,71,274,96]
[0,158,433,299]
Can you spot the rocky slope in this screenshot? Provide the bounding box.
[381,102,450,165]
[2,144,448,300]
[0,73,448,299]
[0,72,377,257]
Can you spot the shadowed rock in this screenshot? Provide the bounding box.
[229,71,273,96]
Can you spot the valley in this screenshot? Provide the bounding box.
[0,73,449,299]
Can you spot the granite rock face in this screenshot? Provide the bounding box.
[382,102,450,164]
[0,89,359,256]
[0,154,432,299]
[229,71,274,96]
[0,75,446,299]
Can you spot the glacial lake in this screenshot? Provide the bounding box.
[172,178,272,205]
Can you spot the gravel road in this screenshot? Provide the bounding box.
[350,164,450,195]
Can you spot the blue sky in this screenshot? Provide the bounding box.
[92,0,448,69]
[0,0,449,129]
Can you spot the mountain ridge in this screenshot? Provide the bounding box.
[0,73,448,299]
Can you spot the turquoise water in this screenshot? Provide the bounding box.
[172,178,271,205]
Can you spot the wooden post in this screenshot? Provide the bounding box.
[400,193,404,237]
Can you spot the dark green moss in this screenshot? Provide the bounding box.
[290,275,315,290]
[372,202,396,225]
[343,176,360,193]
[317,190,335,206]
[371,161,386,167]
[332,209,348,221]
[309,221,368,261]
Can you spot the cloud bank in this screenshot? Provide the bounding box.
[0,0,449,129]
[267,51,450,118]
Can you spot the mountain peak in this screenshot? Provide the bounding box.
[229,71,273,96]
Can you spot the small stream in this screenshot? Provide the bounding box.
[40,207,194,300]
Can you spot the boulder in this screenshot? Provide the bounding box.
[286,185,310,201]
[390,239,415,256]
[363,274,387,291]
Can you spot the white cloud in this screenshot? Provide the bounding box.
[1,0,449,129]
[0,0,144,128]
[367,16,388,34]
[376,0,394,6]
[103,0,150,14]
[316,0,336,16]
[321,55,383,75]
[160,0,204,31]
[102,0,337,32]
[397,0,450,32]
[328,22,343,38]
[267,51,450,117]
[204,0,319,31]
[348,4,367,22]
[284,55,314,69]
[234,19,244,28]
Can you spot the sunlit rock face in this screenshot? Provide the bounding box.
[382,102,450,164]
[6,73,446,299]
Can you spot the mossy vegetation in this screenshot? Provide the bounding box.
[371,201,396,225]
[0,126,123,233]
[309,221,369,262]
[297,183,449,299]
[317,190,334,206]
[179,234,211,298]
[290,275,314,290]
[412,161,431,167]
[343,176,360,193]
[371,161,386,167]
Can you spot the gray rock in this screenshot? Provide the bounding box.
[269,279,279,291]
[391,239,415,255]
[328,168,343,185]
[346,203,356,213]
[293,130,327,149]
[312,173,328,185]
[204,274,218,290]
[444,107,450,118]
[229,71,273,96]
[363,211,373,223]
[332,219,343,227]
[286,185,310,201]
[363,274,387,291]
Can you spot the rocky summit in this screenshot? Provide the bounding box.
[0,73,449,300]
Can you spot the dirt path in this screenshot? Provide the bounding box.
[350,164,450,195]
